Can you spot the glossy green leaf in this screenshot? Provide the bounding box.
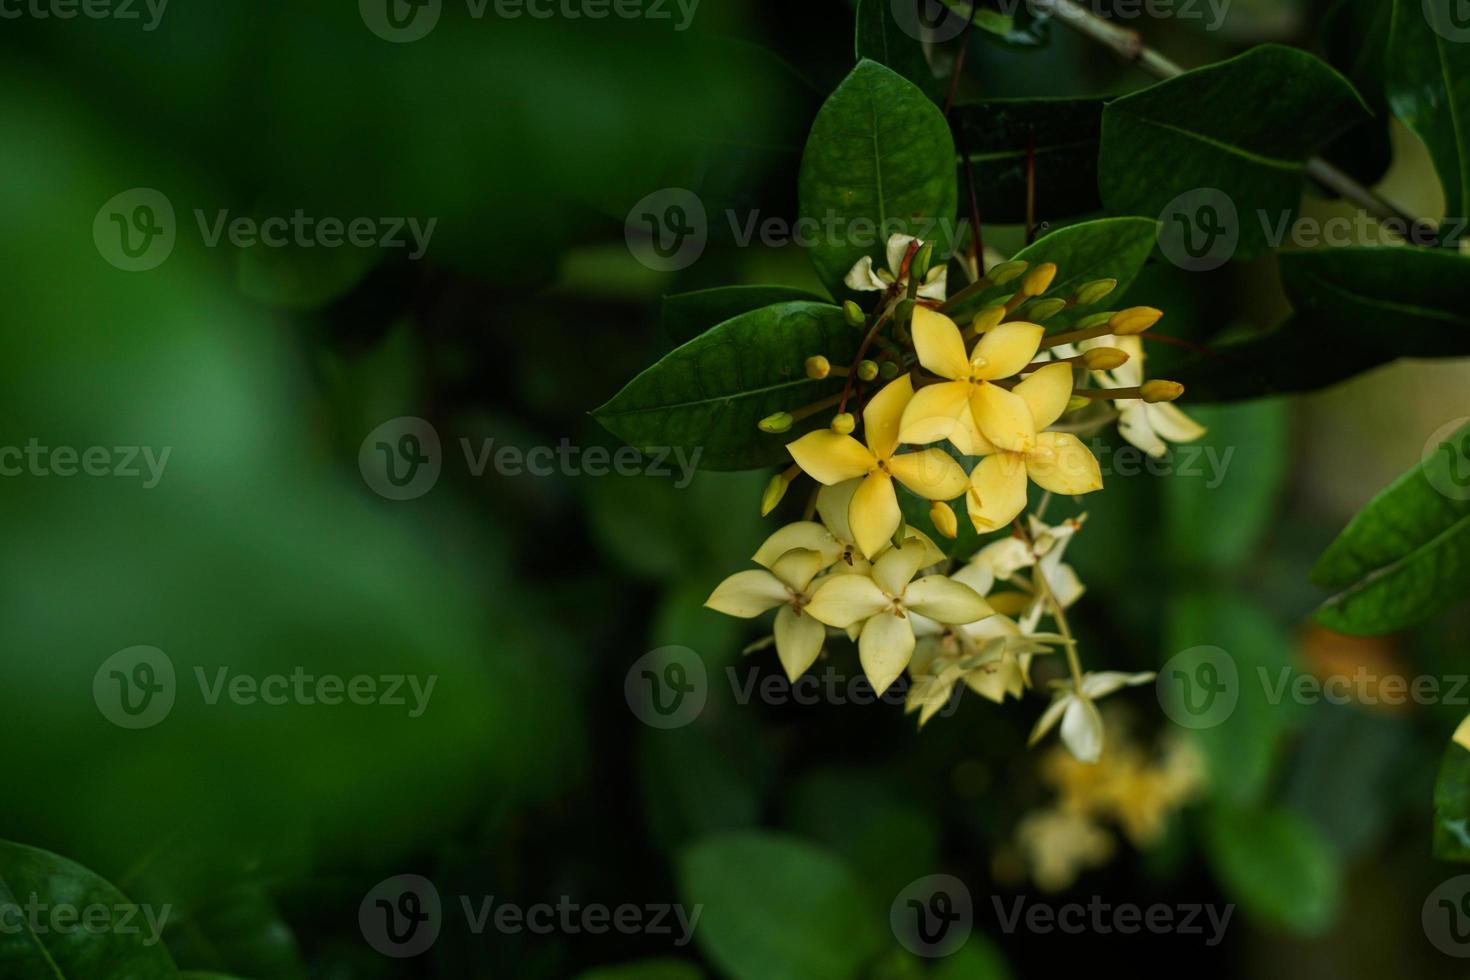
[678,832,882,980]
[1435,738,1470,861]
[1202,804,1342,935]
[954,98,1104,223]
[1280,247,1470,357]
[855,0,939,100]
[1099,45,1370,259]
[1311,421,1470,634]
[1388,0,1470,220]
[661,286,825,346]
[798,60,958,300]
[0,840,179,979]
[163,886,306,980]
[593,301,855,470]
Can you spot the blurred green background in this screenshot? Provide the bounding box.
[2,0,1468,977]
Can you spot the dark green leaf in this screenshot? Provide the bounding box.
[1164,318,1391,402]
[163,886,305,980]
[0,840,179,979]
[1280,247,1470,357]
[798,60,958,300]
[662,286,826,346]
[574,958,704,980]
[1435,738,1470,861]
[1099,45,1370,259]
[856,0,940,101]
[593,301,856,471]
[930,937,1014,980]
[954,98,1104,223]
[678,832,883,980]
[1202,804,1342,934]
[1311,421,1470,634]
[1387,0,1470,220]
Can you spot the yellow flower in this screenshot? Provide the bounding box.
[785,376,969,559]
[1015,808,1116,892]
[705,547,829,682]
[804,540,992,694]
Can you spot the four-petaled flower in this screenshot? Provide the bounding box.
[705,547,830,682]
[844,233,947,301]
[1028,671,1156,764]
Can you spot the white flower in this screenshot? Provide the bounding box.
[952,516,1086,635]
[1078,334,1205,458]
[1028,671,1156,764]
[706,547,830,682]
[843,233,947,301]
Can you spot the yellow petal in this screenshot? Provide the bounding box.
[848,470,901,560]
[872,540,931,595]
[1013,362,1074,430]
[752,521,843,569]
[897,380,994,455]
[1027,432,1103,496]
[815,479,860,545]
[969,322,1044,380]
[910,306,970,380]
[863,375,913,460]
[859,609,917,695]
[705,569,789,618]
[971,383,1037,453]
[887,448,969,501]
[967,452,1029,532]
[804,571,890,628]
[786,430,875,485]
[773,605,826,682]
[905,575,993,625]
[769,548,825,593]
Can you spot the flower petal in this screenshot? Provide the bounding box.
[752,521,843,569]
[886,233,918,278]
[786,430,875,485]
[1079,670,1157,700]
[871,539,931,595]
[770,548,825,593]
[804,571,889,628]
[843,255,887,292]
[1117,402,1167,458]
[1028,692,1071,746]
[887,448,969,501]
[967,452,1029,532]
[970,322,1044,380]
[849,470,902,560]
[1013,362,1074,430]
[816,479,860,546]
[859,609,917,695]
[911,306,970,381]
[971,382,1037,453]
[1027,432,1103,496]
[917,267,948,302]
[897,380,991,454]
[905,575,993,625]
[705,569,789,618]
[773,604,826,682]
[1147,402,1207,444]
[1060,696,1105,764]
[863,375,913,460]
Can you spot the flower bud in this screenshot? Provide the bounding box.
[1022,262,1057,297]
[929,500,958,539]
[805,355,831,380]
[987,591,1031,616]
[760,472,790,516]
[1082,347,1129,371]
[971,305,1006,334]
[909,242,935,286]
[988,260,1028,286]
[1027,298,1068,322]
[1141,380,1184,403]
[1065,395,1091,414]
[1110,306,1163,335]
[857,360,880,382]
[843,300,866,328]
[758,411,793,433]
[879,360,900,380]
[1074,279,1117,306]
[1076,311,1115,330]
[831,412,856,435]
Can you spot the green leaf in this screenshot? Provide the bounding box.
[1435,738,1470,861]
[0,840,179,978]
[1099,45,1370,259]
[1202,804,1342,934]
[574,959,704,980]
[1163,400,1288,572]
[1280,247,1470,357]
[798,60,958,300]
[662,286,825,346]
[954,98,1104,224]
[943,216,1158,321]
[593,301,855,471]
[1311,421,1470,634]
[1165,318,1391,402]
[1387,0,1470,220]
[678,832,883,980]
[855,0,939,101]
[162,886,306,980]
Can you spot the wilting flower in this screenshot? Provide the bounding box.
[705,547,829,682]
[1079,334,1205,457]
[785,376,968,559]
[844,233,947,301]
[804,540,991,694]
[1029,670,1156,764]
